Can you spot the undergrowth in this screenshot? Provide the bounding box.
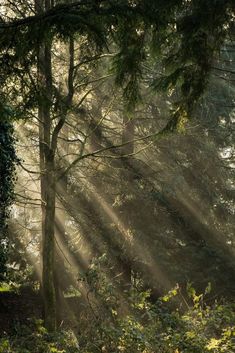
[0,258,234,352]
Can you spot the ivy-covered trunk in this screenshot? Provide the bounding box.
[0,119,17,280]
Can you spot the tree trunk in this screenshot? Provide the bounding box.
[118,113,135,289]
[35,0,56,332]
[121,113,135,156]
[43,155,57,331]
[54,122,68,322]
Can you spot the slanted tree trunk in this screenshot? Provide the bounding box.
[54,120,70,322]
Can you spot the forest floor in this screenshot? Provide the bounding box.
[0,286,85,336]
[0,288,42,335]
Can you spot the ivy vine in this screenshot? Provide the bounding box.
[0,103,18,279]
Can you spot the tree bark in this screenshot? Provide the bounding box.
[43,155,57,330]
[117,113,135,289]
[36,0,56,332]
[121,113,135,156]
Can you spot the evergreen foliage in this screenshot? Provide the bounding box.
[0,1,234,112]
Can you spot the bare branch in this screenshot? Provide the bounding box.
[19,161,40,175]
[57,117,175,180]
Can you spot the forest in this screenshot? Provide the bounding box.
[0,0,234,352]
